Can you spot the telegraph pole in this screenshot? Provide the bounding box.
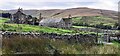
[118,2,120,30]
[118,2,120,29]
[39,13,42,21]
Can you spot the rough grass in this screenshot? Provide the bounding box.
[2,37,120,54]
[0,17,10,23]
[1,17,120,54]
[0,48,2,55]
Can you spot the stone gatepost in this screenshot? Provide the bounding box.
[0,31,2,55]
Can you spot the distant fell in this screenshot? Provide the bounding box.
[1,7,118,19]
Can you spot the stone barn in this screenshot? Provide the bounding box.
[39,18,72,28]
[11,8,27,24]
[11,8,37,25]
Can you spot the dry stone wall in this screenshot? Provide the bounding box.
[1,31,97,44]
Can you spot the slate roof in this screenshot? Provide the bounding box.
[13,11,26,16]
[39,18,62,24]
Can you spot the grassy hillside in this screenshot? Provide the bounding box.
[0,23,74,34]
[0,17,98,35]
[72,16,118,28]
[3,7,118,19]
[73,16,117,26]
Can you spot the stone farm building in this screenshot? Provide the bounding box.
[10,8,73,28]
[11,8,37,25]
[39,18,72,28]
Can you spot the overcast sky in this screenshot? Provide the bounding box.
[0,0,119,11]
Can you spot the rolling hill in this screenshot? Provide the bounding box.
[1,7,118,19]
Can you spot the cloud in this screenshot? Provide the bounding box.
[0,0,119,11]
[1,0,98,2]
[88,0,119,11]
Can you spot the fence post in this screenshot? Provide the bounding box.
[0,31,2,55]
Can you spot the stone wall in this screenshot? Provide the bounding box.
[1,31,97,44]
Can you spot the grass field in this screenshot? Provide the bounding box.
[72,16,117,26]
[73,25,120,33]
[0,23,75,34]
[0,17,98,35]
[0,17,10,23]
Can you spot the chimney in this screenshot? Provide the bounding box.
[68,14,72,18]
[39,13,42,21]
[18,7,23,12]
